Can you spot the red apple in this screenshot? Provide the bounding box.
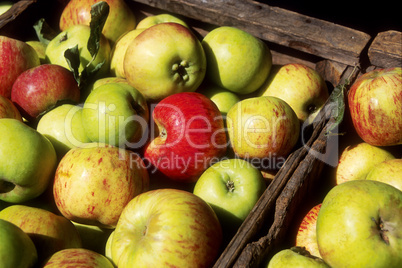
[144,92,227,183]
[11,64,80,121]
[295,203,322,258]
[348,67,402,146]
[0,36,40,98]
[0,95,22,121]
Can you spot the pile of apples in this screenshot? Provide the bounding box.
[0,0,400,267]
[266,67,402,267]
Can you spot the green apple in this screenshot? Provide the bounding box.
[202,26,272,95]
[37,104,91,159]
[335,142,395,185]
[316,180,402,267]
[136,13,189,29]
[266,247,329,268]
[365,158,402,191]
[59,0,137,44]
[0,1,13,15]
[193,158,266,235]
[53,143,150,228]
[0,118,57,203]
[258,63,329,123]
[82,82,149,148]
[109,189,222,267]
[26,40,47,64]
[43,248,114,268]
[0,218,37,268]
[198,83,241,116]
[72,221,113,255]
[87,76,130,92]
[226,96,300,162]
[45,24,111,78]
[110,28,145,78]
[0,205,82,263]
[124,22,206,102]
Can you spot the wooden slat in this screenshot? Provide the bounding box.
[130,0,371,66]
[368,30,402,68]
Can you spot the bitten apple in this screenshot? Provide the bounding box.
[0,36,40,98]
[348,67,402,146]
[144,92,227,183]
[109,189,222,268]
[53,143,149,228]
[11,64,80,121]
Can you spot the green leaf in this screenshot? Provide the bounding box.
[33,18,58,45]
[87,1,110,60]
[64,45,81,84]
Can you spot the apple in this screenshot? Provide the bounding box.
[258,63,329,123]
[110,28,145,78]
[26,40,47,64]
[108,188,222,267]
[45,24,111,79]
[193,158,266,236]
[11,64,80,121]
[335,142,395,185]
[202,26,272,95]
[37,104,91,159]
[144,92,227,183]
[59,0,136,44]
[0,205,82,263]
[0,36,40,98]
[72,221,113,255]
[53,143,150,228]
[316,180,402,267]
[43,248,114,268]
[0,119,57,203]
[348,67,402,146]
[136,13,189,29]
[89,76,130,91]
[82,82,149,148]
[365,158,402,191]
[198,83,241,116]
[266,247,330,268]
[226,96,300,162]
[0,1,13,15]
[0,218,37,268]
[0,95,22,121]
[124,22,207,102]
[295,203,322,258]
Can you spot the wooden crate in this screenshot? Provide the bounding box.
[1,1,401,267]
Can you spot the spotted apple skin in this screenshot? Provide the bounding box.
[53,144,149,228]
[348,67,402,146]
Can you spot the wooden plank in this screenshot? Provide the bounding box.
[368,30,402,68]
[130,0,371,66]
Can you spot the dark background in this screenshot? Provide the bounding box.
[263,0,401,37]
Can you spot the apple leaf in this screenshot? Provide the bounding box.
[33,18,58,45]
[64,45,81,84]
[87,1,110,62]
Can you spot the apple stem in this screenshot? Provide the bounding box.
[371,216,390,245]
[226,180,235,192]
